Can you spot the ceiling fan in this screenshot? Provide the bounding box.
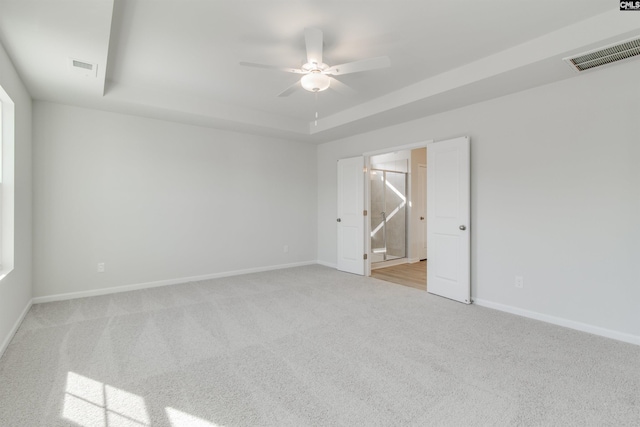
[240,27,391,97]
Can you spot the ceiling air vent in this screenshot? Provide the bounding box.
[72,60,93,70]
[68,57,98,77]
[563,37,640,72]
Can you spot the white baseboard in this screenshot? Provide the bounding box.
[316,260,337,269]
[0,298,32,360]
[33,260,317,304]
[474,299,640,347]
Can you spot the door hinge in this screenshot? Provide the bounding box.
[363,210,368,216]
[363,254,368,260]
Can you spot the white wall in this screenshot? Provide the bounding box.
[33,102,317,298]
[0,42,32,354]
[318,60,640,340]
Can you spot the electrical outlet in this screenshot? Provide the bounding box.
[97,262,105,273]
[515,276,524,288]
[283,245,289,254]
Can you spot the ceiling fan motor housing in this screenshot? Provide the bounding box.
[301,71,330,92]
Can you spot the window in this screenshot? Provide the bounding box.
[0,99,3,268]
[0,84,15,279]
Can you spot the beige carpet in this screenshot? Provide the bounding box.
[0,265,638,426]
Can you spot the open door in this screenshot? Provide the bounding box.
[427,137,470,303]
[337,156,365,275]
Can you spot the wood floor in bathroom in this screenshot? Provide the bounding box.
[370,260,427,291]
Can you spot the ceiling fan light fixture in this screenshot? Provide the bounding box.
[301,72,330,92]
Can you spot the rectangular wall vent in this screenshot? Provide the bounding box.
[72,60,93,70]
[68,58,98,77]
[563,37,640,72]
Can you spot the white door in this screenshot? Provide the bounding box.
[417,164,427,260]
[337,156,365,275]
[427,137,470,303]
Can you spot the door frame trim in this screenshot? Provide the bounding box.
[417,163,427,261]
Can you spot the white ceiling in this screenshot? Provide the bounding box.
[1,0,639,142]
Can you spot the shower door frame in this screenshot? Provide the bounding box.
[370,168,408,263]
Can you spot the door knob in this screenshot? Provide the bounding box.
[337,218,341,222]
[459,225,466,230]
[420,216,424,220]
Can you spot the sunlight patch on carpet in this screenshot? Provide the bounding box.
[166,406,223,427]
[63,371,150,426]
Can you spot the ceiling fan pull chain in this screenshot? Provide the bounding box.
[315,92,319,126]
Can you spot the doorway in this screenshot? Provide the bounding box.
[338,136,470,303]
[369,148,427,290]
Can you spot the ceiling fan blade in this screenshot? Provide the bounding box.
[239,62,305,74]
[325,56,390,75]
[277,80,301,97]
[328,77,356,95]
[305,27,323,64]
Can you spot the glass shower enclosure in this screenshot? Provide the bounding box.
[370,169,407,263]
